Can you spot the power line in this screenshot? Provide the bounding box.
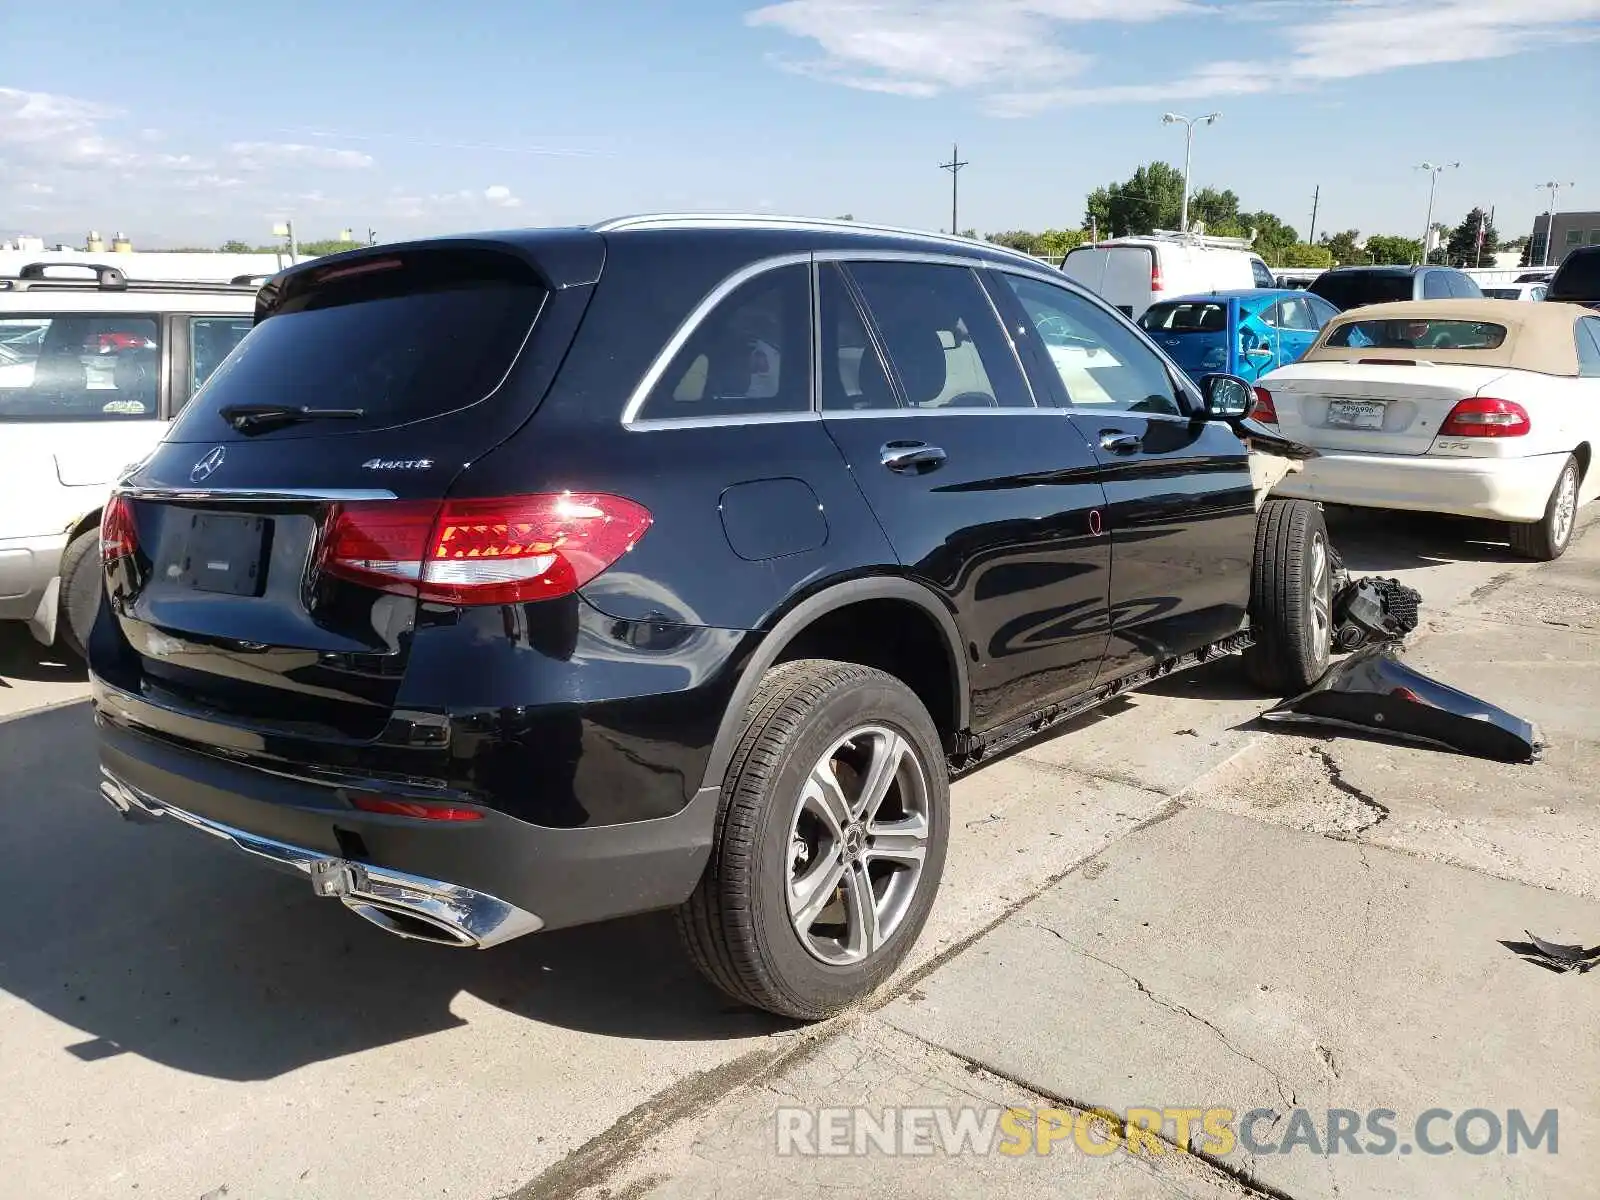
[939,143,969,235]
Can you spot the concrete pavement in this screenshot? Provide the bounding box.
[1,508,1595,1199]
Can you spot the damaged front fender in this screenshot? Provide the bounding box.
[1261,642,1543,763]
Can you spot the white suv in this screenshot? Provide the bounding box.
[0,263,258,656]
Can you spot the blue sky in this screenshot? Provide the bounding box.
[2,0,1596,248]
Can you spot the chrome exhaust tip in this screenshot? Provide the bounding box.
[99,768,543,948]
[346,901,481,947]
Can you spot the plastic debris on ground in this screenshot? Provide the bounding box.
[1261,552,1542,762]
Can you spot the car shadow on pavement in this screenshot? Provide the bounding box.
[0,625,86,686]
[0,705,787,1084]
[1324,507,1521,572]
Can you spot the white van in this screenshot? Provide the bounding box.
[0,263,258,656]
[1061,232,1277,321]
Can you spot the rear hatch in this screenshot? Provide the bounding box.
[1308,271,1413,311]
[98,234,603,744]
[1137,298,1232,379]
[1547,247,1600,308]
[1263,361,1510,454]
[1062,245,1153,318]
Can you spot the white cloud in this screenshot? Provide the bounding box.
[484,184,522,208]
[748,0,1600,113]
[0,85,137,169]
[746,0,1190,94]
[228,141,376,170]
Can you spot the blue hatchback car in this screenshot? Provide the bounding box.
[1137,288,1342,384]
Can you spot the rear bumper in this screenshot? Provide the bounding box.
[0,530,66,630]
[1271,450,1566,523]
[97,714,720,937]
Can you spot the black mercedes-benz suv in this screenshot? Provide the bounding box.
[91,216,1329,1019]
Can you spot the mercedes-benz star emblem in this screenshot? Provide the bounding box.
[190,445,227,484]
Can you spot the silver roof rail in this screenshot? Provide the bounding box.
[588,213,1046,270]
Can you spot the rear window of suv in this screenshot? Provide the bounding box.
[169,248,547,436]
[1549,248,1600,302]
[0,314,160,422]
[1139,302,1227,333]
[1309,271,1414,310]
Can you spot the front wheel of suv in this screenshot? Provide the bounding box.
[1243,497,1333,696]
[678,659,950,1021]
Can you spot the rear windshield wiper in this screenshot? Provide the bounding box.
[219,404,366,431]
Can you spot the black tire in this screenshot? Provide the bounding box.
[57,528,102,661]
[1243,497,1333,696]
[677,659,949,1021]
[1508,455,1580,562]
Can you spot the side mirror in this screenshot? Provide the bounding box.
[1198,373,1256,420]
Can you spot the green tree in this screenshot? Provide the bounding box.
[1187,186,1240,233]
[1084,161,1186,236]
[1444,207,1499,267]
[1319,229,1363,266]
[986,230,1040,253]
[219,239,254,253]
[1241,210,1299,265]
[1035,228,1090,259]
[1364,234,1422,265]
[959,228,979,240]
[1281,243,1334,268]
[296,238,363,256]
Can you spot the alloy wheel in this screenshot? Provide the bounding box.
[786,725,930,966]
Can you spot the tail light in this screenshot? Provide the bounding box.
[1251,386,1279,424]
[1150,256,1164,295]
[1439,397,1530,438]
[320,492,652,605]
[101,493,138,563]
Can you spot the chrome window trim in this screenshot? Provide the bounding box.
[115,486,399,502]
[620,248,1092,432]
[625,412,821,432]
[821,407,1066,421]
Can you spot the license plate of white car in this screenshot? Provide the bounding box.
[1326,400,1385,429]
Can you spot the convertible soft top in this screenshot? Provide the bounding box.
[1305,298,1595,376]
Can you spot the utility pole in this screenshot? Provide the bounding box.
[1535,180,1574,266]
[1162,111,1221,233]
[939,144,968,236]
[1308,185,1320,246]
[1414,161,1459,264]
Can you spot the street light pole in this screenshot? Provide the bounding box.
[1163,111,1220,233]
[1535,180,1574,267]
[1414,161,1459,264]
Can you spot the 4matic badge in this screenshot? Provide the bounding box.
[361,458,435,471]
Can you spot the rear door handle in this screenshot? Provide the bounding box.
[880,441,947,473]
[1099,432,1143,454]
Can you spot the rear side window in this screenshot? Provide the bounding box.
[1274,296,1323,331]
[189,316,252,392]
[637,264,811,420]
[1326,319,1507,350]
[1549,249,1600,301]
[1310,272,1414,309]
[1447,272,1482,298]
[846,261,1033,408]
[1250,258,1275,288]
[171,249,547,435]
[1577,319,1600,377]
[1422,272,1452,300]
[1139,302,1227,333]
[0,314,160,422]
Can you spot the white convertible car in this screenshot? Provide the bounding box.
[1258,299,1600,560]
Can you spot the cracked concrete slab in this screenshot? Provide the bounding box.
[564,1020,1262,1200]
[1184,543,1600,900]
[881,805,1600,1200]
